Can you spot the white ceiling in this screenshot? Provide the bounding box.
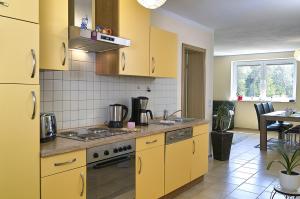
[162,0,300,56]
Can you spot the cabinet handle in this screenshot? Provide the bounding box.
[0,1,9,7]
[121,52,126,71]
[80,172,85,197]
[31,49,36,78]
[193,140,195,154]
[138,156,142,174]
[146,140,157,145]
[54,158,77,166]
[31,91,36,120]
[62,42,67,66]
[151,57,156,73]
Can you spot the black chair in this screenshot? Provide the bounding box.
[268,102,275,112]
[254,103,292,139]
[262,103,271,113]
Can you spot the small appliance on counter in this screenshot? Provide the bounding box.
[130,97,153,126]
[40,113,57,143]
[108,104,128,128]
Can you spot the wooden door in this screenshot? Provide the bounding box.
[0,0,38,23]
[0,85,40,199]
[0,17,39,84]
[136,146,165,199]
[165,139,192,194]
[40,0,68,70]
[191,133,209,181]
[118,0,150,76]
[150,26,178,78]
[41,167,86,199]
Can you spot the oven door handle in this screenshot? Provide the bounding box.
[92,155,131,169]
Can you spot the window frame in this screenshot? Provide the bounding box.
[231,58,297,102]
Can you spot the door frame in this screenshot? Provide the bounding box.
[181,43,206,119]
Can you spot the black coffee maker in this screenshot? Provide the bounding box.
[130,97,153,126]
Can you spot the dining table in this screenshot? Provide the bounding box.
[260,111,300,151]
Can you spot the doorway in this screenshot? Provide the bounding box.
[182,44,206,119]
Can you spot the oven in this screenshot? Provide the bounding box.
[87,140,135,199]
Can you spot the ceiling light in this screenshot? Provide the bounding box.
[137,0,167,9]
[295,49,300,61]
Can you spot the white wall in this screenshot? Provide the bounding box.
[151,9,215,127]
[214,51,300,129]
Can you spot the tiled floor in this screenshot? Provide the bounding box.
[175,129,296,199]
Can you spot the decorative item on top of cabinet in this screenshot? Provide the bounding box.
[150,26,178,78]
[40,0,69,70]
[95,0,150,76]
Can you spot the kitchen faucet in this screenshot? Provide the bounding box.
[163,109,182,120]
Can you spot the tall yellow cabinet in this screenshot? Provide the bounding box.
[0,1,40,198]
[40,0,69,70]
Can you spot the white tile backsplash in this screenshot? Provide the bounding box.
[40,51,177,130]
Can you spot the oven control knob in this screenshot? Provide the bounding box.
[93,153,99,158]
[122,146,127,151]
[118,147,123,152]
[113,148,118,153]
[104,150,109,156]
[127,145,132,150]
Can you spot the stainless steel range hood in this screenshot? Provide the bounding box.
[69,0,130,52]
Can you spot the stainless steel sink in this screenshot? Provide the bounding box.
[151,117,196,125]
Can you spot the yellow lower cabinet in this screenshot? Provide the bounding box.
[165,139,192,194]
[191,133,209,181]
[41,166,86,199]
[136,146,164,199]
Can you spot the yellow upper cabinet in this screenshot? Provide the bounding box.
[136,146,165,199]
[41,166,86,199]
[118,0,150,76]
[150,26,178,78]
[40,0,68,70]
[191,133,208,181]
[0,0,38,23]
[0,17,39,84]
[0,84,40,199]
[95,0,150,76]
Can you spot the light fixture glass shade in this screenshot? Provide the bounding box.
[295,49,300,61]
[137,0,167,9]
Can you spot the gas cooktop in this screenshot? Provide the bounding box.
[57,128,133,142]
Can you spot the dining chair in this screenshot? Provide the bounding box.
[262,102,271,113]
[268,102,275,112]
[254,103,292,140]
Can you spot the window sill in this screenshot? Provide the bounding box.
[234,99,296,103]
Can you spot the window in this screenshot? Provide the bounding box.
[231,59,297,102]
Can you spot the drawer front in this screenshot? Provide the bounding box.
[0,17,39,84]
[136,133,165,151]
[41,150,86,177]
[193,124,208,136]
[0,0,38,23]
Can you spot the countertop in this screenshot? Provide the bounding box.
[40,119,209,158]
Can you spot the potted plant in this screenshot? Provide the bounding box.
[211,104,234,161]
[267,148,300,191]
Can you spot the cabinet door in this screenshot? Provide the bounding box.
[0,0,38,23]
[0,17,39,84]
[191,133,208,181]
[165,139,192,194]
[41,167,86,199]
[118,0,150,76]
[0,85,40,199]
[40,0,68,70]
[136,146,164,199]
[150,26,178,78]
